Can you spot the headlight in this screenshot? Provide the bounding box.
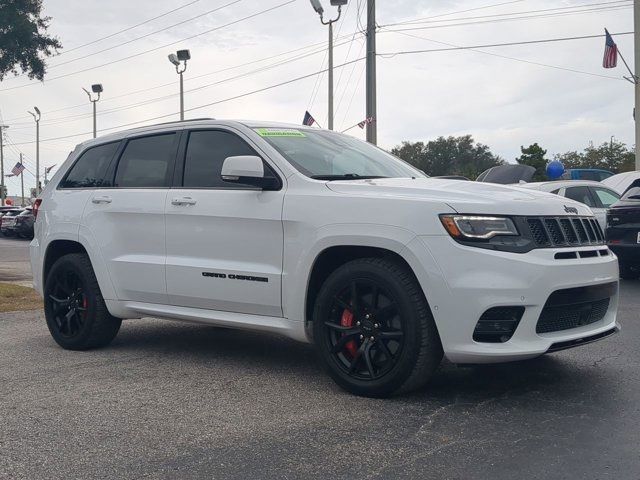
[440,215,519,240]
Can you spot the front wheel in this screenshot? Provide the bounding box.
[44,253,121,350]
[313,257,443,397]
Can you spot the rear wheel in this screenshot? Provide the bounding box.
[313,257,443,397]
[44,253,121,350]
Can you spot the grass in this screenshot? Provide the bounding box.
[0,282,42,313]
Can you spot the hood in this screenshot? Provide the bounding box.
[325,177,593,216]
[476,164,536,184]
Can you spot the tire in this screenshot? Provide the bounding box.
[619,263,639,280]
[313,257,443,397]
[44,253,121,350]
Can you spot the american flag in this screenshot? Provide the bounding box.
[358,117,374,129]
[11,162,25,176]
[602,28,618,69]
[302,111,316,126]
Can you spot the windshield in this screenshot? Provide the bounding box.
[254,127,424,180]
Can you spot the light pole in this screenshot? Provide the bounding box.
[0,124,8,206]
[28,107,41,194]
[83,84,103,138]
[310,0,347,131]
[168,49,191,121]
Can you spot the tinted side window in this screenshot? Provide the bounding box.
[564,186,595,207]
[183,130,264,188]
[114,134,177,188]
[592,187,619,208]
[60,142,118,188]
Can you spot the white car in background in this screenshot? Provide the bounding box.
[602,171,640,196]
[518,180,620,231]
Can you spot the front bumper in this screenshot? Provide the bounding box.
[404,236,620,364]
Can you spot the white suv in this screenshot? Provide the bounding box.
[30,119,620,397]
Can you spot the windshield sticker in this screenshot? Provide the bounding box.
[256,128,306,138]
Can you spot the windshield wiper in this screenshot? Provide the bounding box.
[310,174,389,181]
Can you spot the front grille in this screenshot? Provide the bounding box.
[536,282,616,334]
[526,216,605,248]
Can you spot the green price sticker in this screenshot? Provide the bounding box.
[256,128,306,138]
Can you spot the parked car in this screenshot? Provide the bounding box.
[1,207,35,239]
[606,187,640,279]
[560,168,614,181]
[30,119,619,397]
[0,208,25,236]
[476,164,535,184]
[518,180,620,231]
[602,171,640,196]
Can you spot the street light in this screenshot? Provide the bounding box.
[83,84,103,138]
[309,0,347,130]
[28,107,41,194]
[0,124,8,206]
[168,49,190,121]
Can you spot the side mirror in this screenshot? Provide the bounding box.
[221,156,279,190]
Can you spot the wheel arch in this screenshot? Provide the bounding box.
[303,244,428,340]
[43,240,88,287]
[42,237,117,301]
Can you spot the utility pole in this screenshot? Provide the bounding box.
[20,153,24,207]
[29,107,41,194]
[328,20,334,130]
[309,1,343,130]
[168,50,191,121]
[0,124,7,206]
[635,0,640,169]
[83,84,103,138]
[366,0,377,144]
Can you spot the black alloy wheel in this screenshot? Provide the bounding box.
[44,253,122,350]
[48,268,89,338]
[323,279,405,381]
[314,257,443,397]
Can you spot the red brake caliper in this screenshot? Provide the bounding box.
[340,309,358,357]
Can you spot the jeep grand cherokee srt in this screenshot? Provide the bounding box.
[30,119,620,397]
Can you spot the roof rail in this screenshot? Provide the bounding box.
[147,117,216,127]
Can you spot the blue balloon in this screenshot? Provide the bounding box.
[546,160,564,180]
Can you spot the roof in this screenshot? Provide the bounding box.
[73,118,317,150]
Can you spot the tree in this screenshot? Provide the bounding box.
[391,135,504,179]
[0,0,62,81]
[516,143,548,181]
[553,140,635,174]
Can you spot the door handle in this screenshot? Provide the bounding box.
[171,197,197,206]
[92,195,112,204]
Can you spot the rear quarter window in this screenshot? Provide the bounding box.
[59,142,119,189]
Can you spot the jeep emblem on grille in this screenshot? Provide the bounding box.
[564,205,579,214]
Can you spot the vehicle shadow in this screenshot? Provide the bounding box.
[109,318,617,406]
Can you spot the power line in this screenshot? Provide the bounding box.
[382,5,632,34]
[0,0,296,92]
[384,29,626,80]
[57,0,204,56]
[387,0,527,28]
[3,29,362,125]
[45,0,243,71]
[378,31,635,59]
[9,57,366,146]
[385,0,631,27]
[7,35,364,130]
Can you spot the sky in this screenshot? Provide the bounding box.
[0,0,635,196]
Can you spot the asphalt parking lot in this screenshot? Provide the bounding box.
[1,237,639,479]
